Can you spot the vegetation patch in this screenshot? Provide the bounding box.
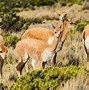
[0,0,84,11]
[75,22,88,32]
[60,0,83,6]
[5,35,21,48]
[0,0,57,10]
[0,12,30,32]
[0,83,8,90]
[10,65,86,90]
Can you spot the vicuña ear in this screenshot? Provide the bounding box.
[64,13,67,18]
[56,12,60,16]
[68,18,75,24]
[52,24,56,29]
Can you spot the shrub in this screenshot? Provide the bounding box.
[0,83,8,90]
[10,65,86,90]
[75,22,88,32]
[0,2,10,13]
[0,12,30,32]
[0,0,57,9]
[0,0,84,11]
[67,0,83,5]
[59,0,83,6]
[5,35,21,48]
[30,0,56,6]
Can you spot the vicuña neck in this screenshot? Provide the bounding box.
[48,35,58,52]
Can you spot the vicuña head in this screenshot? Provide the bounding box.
[0,44,7,60]
[58,11,67,21]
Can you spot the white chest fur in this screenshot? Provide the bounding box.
[47,37,54,45]
[42,49,53,62]
[85,36,89,50]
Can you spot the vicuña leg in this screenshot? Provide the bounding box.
[0,56,4,81]
[52,52,57,66]
[86,52,89,71]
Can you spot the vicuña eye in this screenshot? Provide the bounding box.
[58,14,61,16]
[0,51,2,53]
[55,31,57,33]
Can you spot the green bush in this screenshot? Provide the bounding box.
[59,0,83,6]
[10,65,86,90]
[0,0,84,11]
[5,35,21,48]
[0,2,10,13]
[30,0,56,6]
[0,12,30,32]
[0,83,8,90]
[67,0,83,5]
[75,22,88,32]
[0,0,57,9]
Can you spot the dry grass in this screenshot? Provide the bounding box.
[2,64,18,84]
[6,47,18,64]
[60,73,89,90]
[57,31,87,67]
[1,48,18,84]
[17,4,89,23]
[16,5,59,19]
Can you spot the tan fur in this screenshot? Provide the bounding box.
[60,18,72,42]
[0,35,7,80]
[22,28,55,43]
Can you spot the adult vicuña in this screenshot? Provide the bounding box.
[0,35,8,80]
